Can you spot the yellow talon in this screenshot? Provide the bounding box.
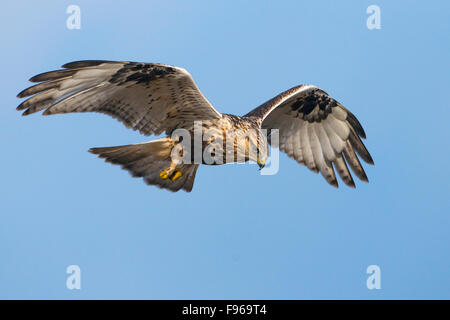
[171,169,182,181]
[160,170,169,180]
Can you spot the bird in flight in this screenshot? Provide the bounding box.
[17,60,373,192]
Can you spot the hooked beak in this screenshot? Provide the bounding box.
[257,159,266,170]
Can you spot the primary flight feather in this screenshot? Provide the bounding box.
[17,60,373,192]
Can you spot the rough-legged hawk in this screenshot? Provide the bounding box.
[17,60,373,192]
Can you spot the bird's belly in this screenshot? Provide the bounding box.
[172,117,259,166]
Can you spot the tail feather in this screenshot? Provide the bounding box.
[89,138,199,192]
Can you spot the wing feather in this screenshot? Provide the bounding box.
[322,118,346,154]
[247,84,373,188]
[343,140,369,182]
[334,154,355,188]
[17,60,222,136]
[302,122,318,172]
[311,123,338,187]
[316,121,335,162]
[292,120,304,165]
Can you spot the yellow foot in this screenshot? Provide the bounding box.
[160,167,182,181]
[171,169,183,181]
[159,170,169,180]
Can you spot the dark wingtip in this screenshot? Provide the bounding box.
[330,179,339,188]
[62,60,110,69]
[16,101,26,111]
[363,151,375,165]
[29,69,77,83]
[345,178,356,188]
[17,89,28,98]
[88,147,100,154]
[22,107,39,116]
[346,112,367,139]
[28,75,40,82]
[360,174,369,183]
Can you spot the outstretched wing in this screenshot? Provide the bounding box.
[246,85,374,188]
[17,60,222,135]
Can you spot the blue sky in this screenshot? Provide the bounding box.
[0,0,449,299]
